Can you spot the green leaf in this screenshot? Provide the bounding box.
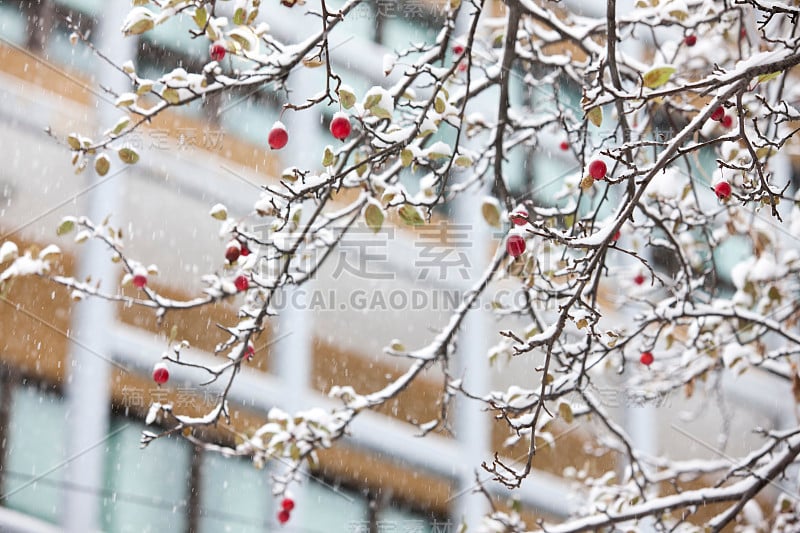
[121,8,155,36]
[642,66,676,89]
[209,203,228,221]
[398,205,424,226]
[757,71,781,84]
[338,87,356,109]
[125,18,154,35]
[136,80,153,95]
[400,149,413,167]
[363,93,382,110]
[228,27,258,51]
[364,202,384,233]
[67,134,81,150]
[668,8,688,21]
[363,91,393,119]
[322,145,335,167]
[587,106,603,127]
[94,154,110,176]
[354,153,367,177]
[194,6,207,28]
[390,340,405,351]
[454,155,472,167]
[118,147,140,165]
[370,104,392,119]
[56,218,76,236]
[161,87,180,104]
[755,146,776,159]
[110,117,130,136]
[434,95,446,114]
[480,197,501,228]
[168,324,178,346]
[558,402,574,423]
[233,7,246,25]
[247,9,259,25]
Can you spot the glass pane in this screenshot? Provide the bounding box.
[714,234,751,284]
[382,16,442,52]
[298,479,368,532]
[0,4,28,46]
[328,0,376,42]
[381,505,437,533]
[44,20,95,74]
[531,154,575,206]
[143,14,207,58]
[55,0,104,14]
[5,385,67,524]
[101,419,192,533]
[219,94,278,146]
[199,453,272,532]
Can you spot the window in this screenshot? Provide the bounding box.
[298,478,369,532]
[101,419,193,533]
[379,7,444,52]
[55,0,103,14]
[199,452,272,532]
[4,383,67,524]
[328,0,377,43]
[141,12,207,59]
[0,2,28,46]
[218,89,280,146]
[380,504,437,533]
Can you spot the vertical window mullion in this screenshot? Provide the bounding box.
[186,446,202,533]
[0,367,13,497]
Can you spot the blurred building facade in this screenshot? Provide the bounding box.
[0,1,793,532]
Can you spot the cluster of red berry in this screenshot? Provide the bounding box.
[277,497,295,525]
[267,113,352,150]
[207,42,352,151]
[710,105,735,129]
[225,239,251,291]
[146,236,256,384]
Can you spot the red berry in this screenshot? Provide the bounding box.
[640,352,654,366]
[239,242,250,257]
[634,273,645,286]
[234,275,249,292]
[714,181,732,200]
[559,141,569,151]
[506,234,526,257]
[277,509,290,524]
[132,273,147,288]
[209,42,226,62]
[510,209,528,226]
[268,121,289,150]
[612,230,621,242]
[588,159,607,180]
[225,241,241,263]
[710,106,725,122]
[684,35,697,47]
[453,43,465,55]
[329,112,352,141]
[457,61,467,72]
[244,343,255,361]
[721,114,734,129]
[281,497,295,512]
[152,363,169,384]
